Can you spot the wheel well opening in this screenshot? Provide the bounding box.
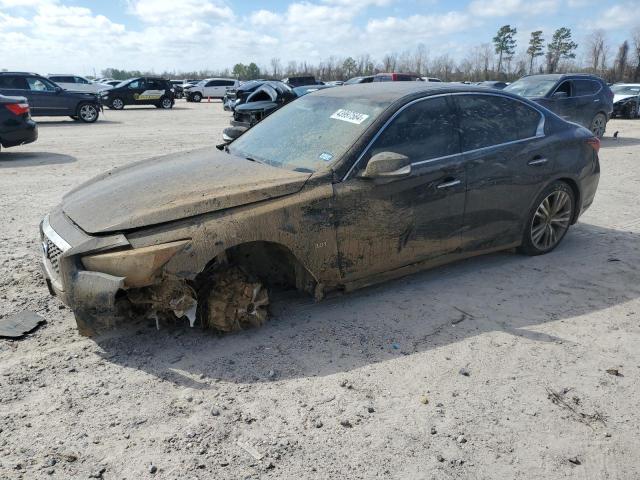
[558,177,581,224]
[198,241,317,296]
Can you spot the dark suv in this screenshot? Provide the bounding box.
[505,74,613,138]
[0,72,102,123]
[100,77,175,110]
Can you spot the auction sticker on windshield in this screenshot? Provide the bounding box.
[330,109,370,125]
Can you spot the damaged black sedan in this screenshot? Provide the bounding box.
[40,83,600,336]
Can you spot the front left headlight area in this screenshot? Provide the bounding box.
[81,240,190,288]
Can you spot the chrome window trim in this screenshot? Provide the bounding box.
[42,215,71,251]
[343,91,546,181]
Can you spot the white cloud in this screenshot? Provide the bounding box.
[583,3,640,30]
[249,9,281,26]
[468,0,558,17]
[127,0,233,24]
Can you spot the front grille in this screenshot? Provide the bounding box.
[44,235,63,276]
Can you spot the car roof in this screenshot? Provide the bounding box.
[312,81,515,103]
[0,72,39,76]
[522,73,603,81]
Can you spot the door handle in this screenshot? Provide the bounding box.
[527,157,548,166]
[436,179,461,189]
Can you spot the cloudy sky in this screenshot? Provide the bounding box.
[0,0,636,76]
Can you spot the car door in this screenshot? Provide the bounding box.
[203,80,220,98]
[26,76,71,115]
[127,78,147,105]
[544,80,577,122]
[572,79,602,126]
[334,95,466,281]
[453,93,552,252]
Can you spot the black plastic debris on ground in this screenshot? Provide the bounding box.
[0,311,45,338]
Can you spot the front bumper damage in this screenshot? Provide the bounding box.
[40,210,195,336]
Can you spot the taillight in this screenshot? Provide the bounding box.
[586,137,600,153]
[5,103,30,116]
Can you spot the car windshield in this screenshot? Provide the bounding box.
[611,85,640,95]
[504,77,559,97]
[228,93,389,173]
[115,79,134,88]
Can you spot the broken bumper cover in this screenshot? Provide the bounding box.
[40,211,129,335]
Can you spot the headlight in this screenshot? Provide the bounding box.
[82,240,189,288]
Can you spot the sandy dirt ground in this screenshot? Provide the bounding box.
[1,101,639,480]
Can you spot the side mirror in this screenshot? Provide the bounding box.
[360,152,411,180]
[552,91,568,99]
[222,126,247,143]
[55,86,63,94]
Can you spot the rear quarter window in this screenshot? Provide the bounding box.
[456,95,542,151]
[573,79,601,96]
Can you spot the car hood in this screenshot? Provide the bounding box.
[614,94,638,103]
[62,147,311,234]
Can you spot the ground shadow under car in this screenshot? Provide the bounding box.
[0,151,76,167]
[93,222,640,389]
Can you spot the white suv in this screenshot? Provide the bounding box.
[47,75,113,93]
[185,78,239,102]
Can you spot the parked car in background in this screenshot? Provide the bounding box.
[223,79,267,111]
[505,74,613,138]
[47,75,112,93]
[374,73,421,82]
[344,76,374,85]
[611,83,640,119]
[102,80,121,88]
[282,76,322,87]
[421,77,443,82]
[0,72,102,123]
[0,94,37,151]
[40,82,600,335]
[185,78,239,102]
[230,81,296,128]
[100,77,175,110]
[477,80,508,89]
[170,80,185,99]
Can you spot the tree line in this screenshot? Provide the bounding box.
[100,26,640,83]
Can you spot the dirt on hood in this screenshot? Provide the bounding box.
[61,147,311,234]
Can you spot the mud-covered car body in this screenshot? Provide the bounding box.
[41,83,600,335]
[611,84,640,118]
[231,81,296,128]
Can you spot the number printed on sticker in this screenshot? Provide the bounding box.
[330,109,370,125]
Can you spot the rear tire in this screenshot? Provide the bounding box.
[77,103,99,123]
[589,112,607,138]
[159,97,173,109]
[518,181,575,256]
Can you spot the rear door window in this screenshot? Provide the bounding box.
[574,79,601,96]
[222,80,236,86]
[368,96,459,162]
[0,76,28,89]
[456,94,542,151]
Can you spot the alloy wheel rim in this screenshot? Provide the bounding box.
[531,190,572,250]
[80,105,96,121]
[113,99,123,109]
[162,99,171,108]
[591,115,605,137]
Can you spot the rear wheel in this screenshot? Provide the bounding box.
[518,181,575,256]
[197,266,269,332]
[77,103,99,123]
[192,92,202,102]
[159,97,173,109]
[589,112,607,138]
[111,97,125,110]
